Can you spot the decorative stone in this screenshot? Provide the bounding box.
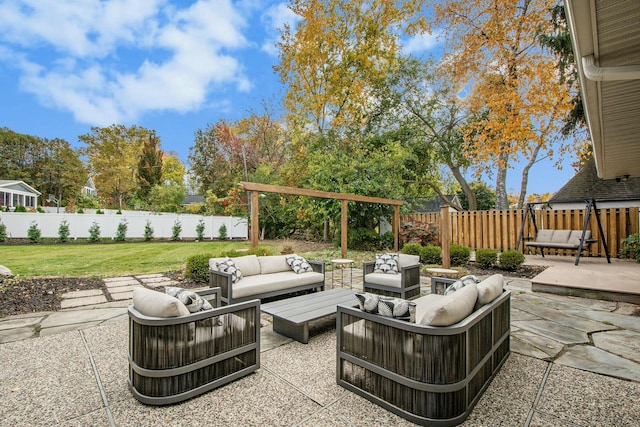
[0,264,13,278]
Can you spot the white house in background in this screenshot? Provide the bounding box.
[0,180,41,210]
[82,176,97,197]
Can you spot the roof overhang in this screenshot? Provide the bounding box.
[564,0,640,179]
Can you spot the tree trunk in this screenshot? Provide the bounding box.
[495,151,510,209]
[450,166,476,211]
[517,143,543,208]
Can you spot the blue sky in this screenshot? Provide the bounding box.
[0,0,576,196]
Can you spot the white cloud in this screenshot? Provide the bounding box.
[260,2,299,57]
[0,0,255,126]
[402,32,441,55]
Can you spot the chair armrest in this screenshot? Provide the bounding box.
[400,263,421,286]
[196,287,221,308]
[309,260,325,274]
[210,270,232,303]
[363,261,375,275]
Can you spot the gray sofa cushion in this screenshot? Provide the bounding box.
[133,287,190,318]
[364,272,402,288]
[231,271,325,299]
[398,253,420,268]
[233,255,261,277]
[258,255,291,274]
[416,284,478,326]
[476,274,504,305]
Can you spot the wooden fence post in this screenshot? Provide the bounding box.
[441,205,451,268]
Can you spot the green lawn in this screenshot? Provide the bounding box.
[0,241,254,278]
[0,241,379,278]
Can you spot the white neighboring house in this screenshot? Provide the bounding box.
[82,176,97,197]
[0,180,41,210]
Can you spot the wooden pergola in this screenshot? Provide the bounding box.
[238,182,404,258]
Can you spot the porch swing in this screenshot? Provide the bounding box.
[516,198,611,266]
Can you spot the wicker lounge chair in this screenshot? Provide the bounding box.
[128,288,260,405]
[337,287,510,426]
[362,253,421,299]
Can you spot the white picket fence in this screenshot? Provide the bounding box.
[0,211,248,240]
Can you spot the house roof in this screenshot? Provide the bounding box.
[183,194,205,205]
[406,195,460,213]
[550,158,640,202]
[0,180,41,196]
[565,0,640,180]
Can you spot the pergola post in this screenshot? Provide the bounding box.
[393,205,400,252]
[250,191,259,248]
[341,200,348,258]
[440,205,451,268]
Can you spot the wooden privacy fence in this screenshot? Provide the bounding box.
[403,207,639,259]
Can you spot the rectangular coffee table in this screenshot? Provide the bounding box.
[261,288,358,344]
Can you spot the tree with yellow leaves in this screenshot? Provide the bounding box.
[430,0,572,209]
[276,0,428,140]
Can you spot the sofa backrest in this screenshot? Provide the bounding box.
[551,230,572,243]
[398,253,420,268]
[535,229,554,242]
[258,255,291,274]
[568,230,591,246]
[232,255,261,276]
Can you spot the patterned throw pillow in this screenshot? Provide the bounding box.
[378,297,417,322]
[355,293,380,314]
[285,255,314,274]
[444,275,481,296]
[165,287,213,313]
[216,258,243,284]
[373,253,399,274]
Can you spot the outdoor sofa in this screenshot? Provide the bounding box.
[128,287,260,405]
[362,253,421,299]
[209,254,325,305]
[337,274,510,426]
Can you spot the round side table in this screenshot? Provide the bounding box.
[331,259,354,289]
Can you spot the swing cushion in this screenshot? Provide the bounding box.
[527,230,592,249]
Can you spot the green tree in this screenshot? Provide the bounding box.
[147,183,186,213]
[79,124,151,209]
[162,153,186,186]
[137,132,163,199]
[456,181,496,211]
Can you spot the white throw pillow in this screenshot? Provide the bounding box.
[133,287,190,318]
[419,284,478,326]
[258,255,291,274]
[285,254,314,274]
[476,274,504,305]
[165,287,213,313]
[373,253,399,274]
[216,258,243,283]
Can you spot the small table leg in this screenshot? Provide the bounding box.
[272,316,309,344]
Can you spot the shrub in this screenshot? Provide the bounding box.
[476,248,498,269]
[449,244,471,266]
[379,231,395,250]
[27,221,41,243]
[247,246,275,256]
[401,242,422,257]
[185,253,213,283]
[619,233,640,262]
[115,219,128,241]
[499,250,525,271]
[196,219,205,241]
[58,219,70,243]
[96,209,104,214]
[77,208,84,214]
[144,220,154,242]
[0,221,7,242]
[172,219,182,241]
[218,224,227,240]
[37,206,45,213]
[421,245,442,265]
[88,221,101,242]
[116,210,122,214]
[14,205,27,212]
[399,220,439,247]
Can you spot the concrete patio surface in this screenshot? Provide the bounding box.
[1,259,639,426]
